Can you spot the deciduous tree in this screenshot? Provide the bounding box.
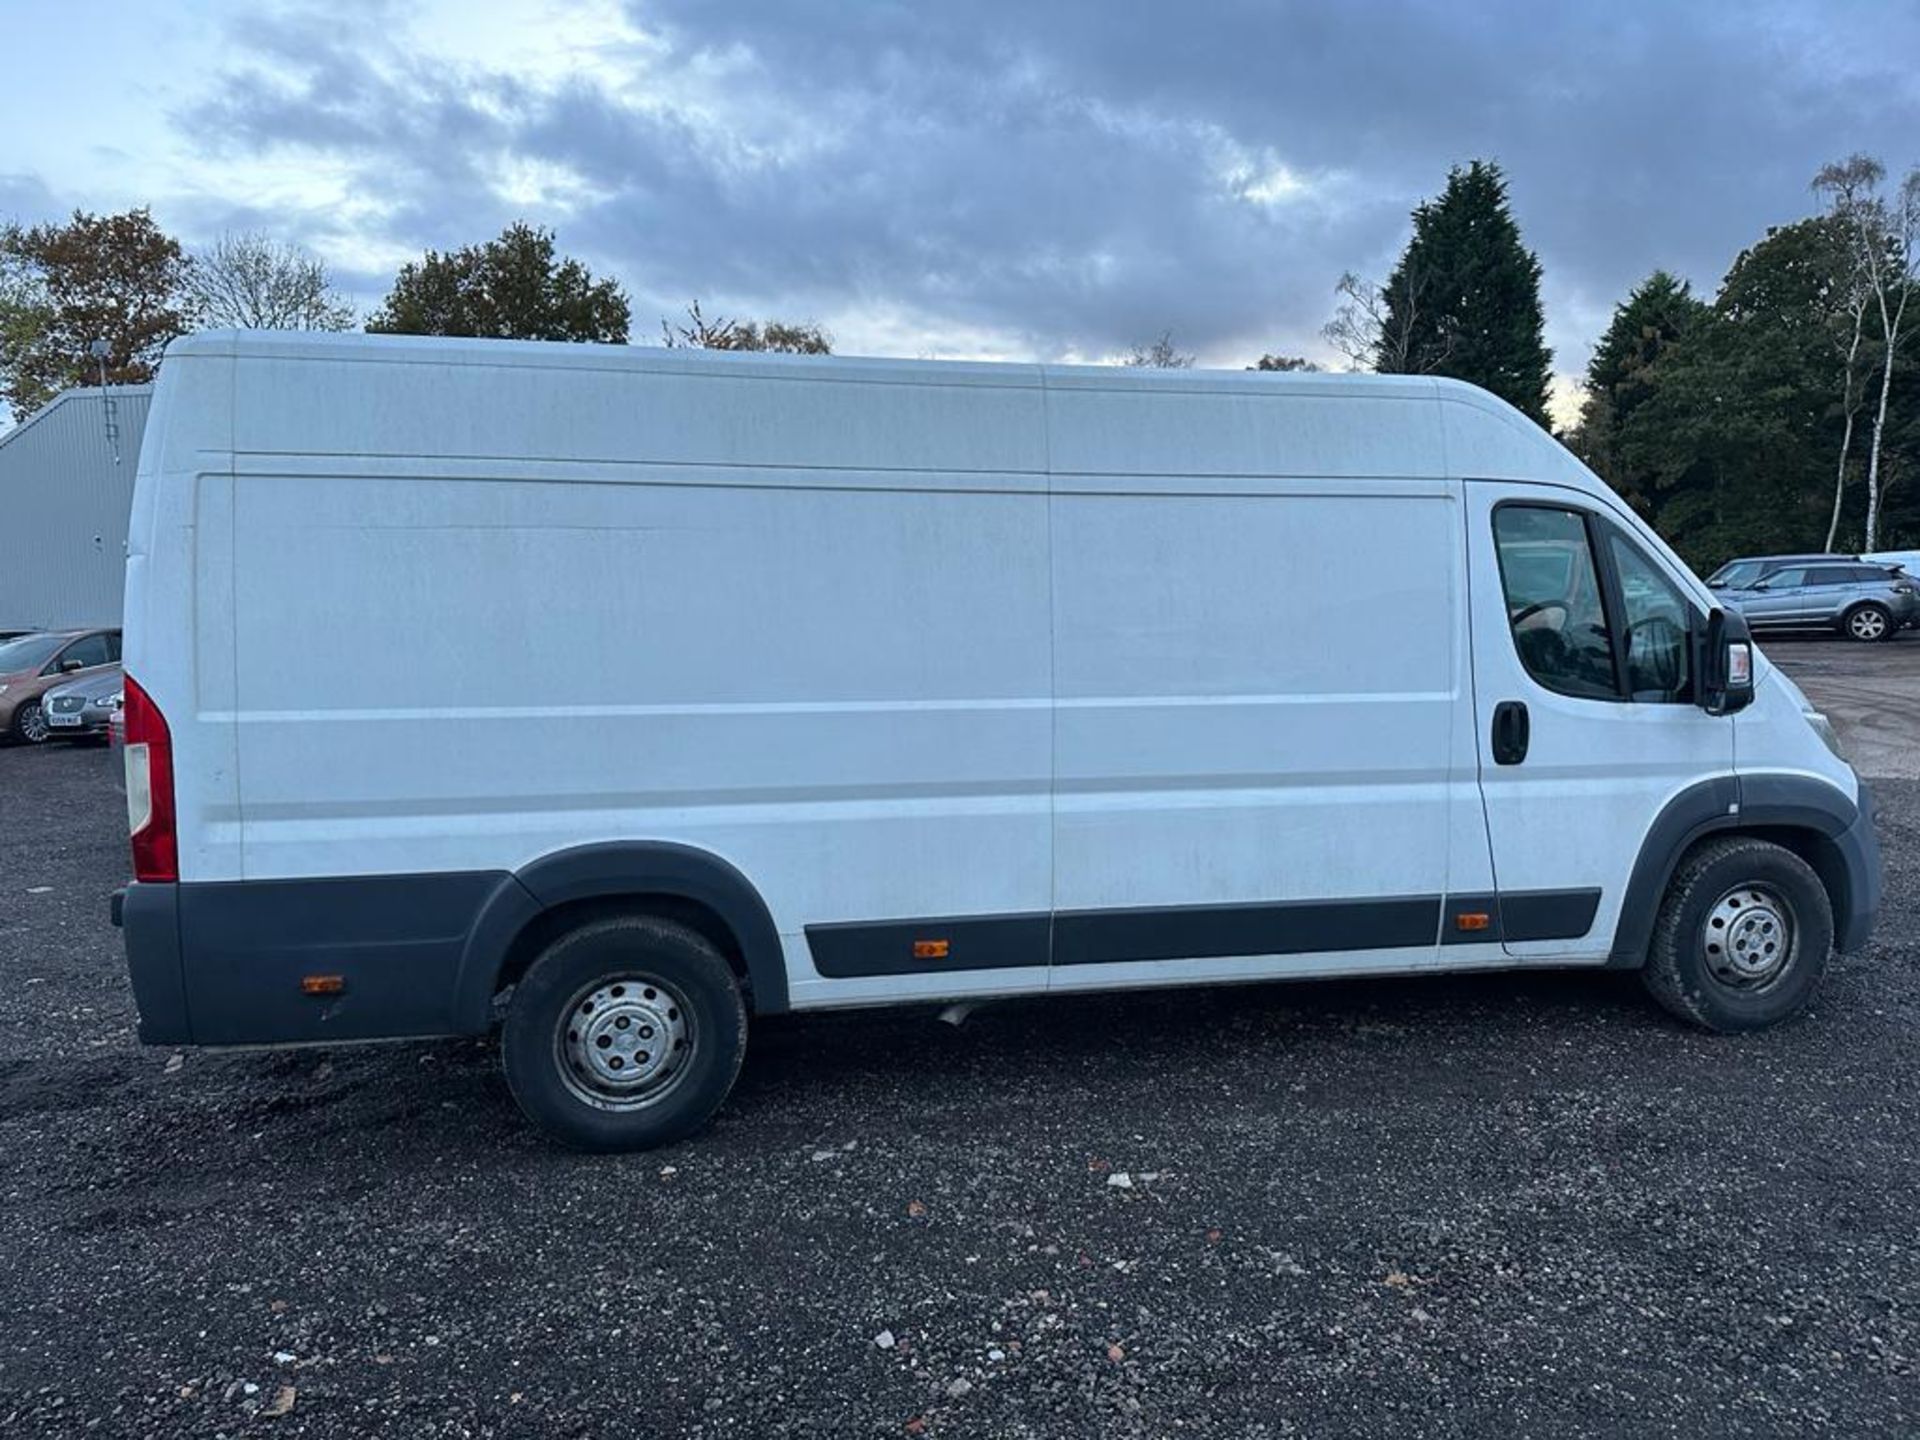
[187,232,355,332]
[0,223,51,418]
[660,300,831,353]
[1322,270,1428,373]
[367,222,628,343]
[1615,221,1858,564]
[1123,330,1193,368]
[1814,154,1920,552]
[0,208,192,416]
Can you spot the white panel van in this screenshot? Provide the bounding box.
[114,333,1881,1150]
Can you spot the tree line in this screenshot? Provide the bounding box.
[0,215,828,419]
[4,160,1917,562]
[1572,159,1919,558]
[1230,156,1917,561]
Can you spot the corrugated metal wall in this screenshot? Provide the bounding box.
[0,386,151,632]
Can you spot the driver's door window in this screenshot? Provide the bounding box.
[1605,533,1692,702]
[1492,505,1619,700]
[1749,567,1806,621]
[47,633,109,674]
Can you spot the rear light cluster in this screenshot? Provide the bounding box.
[123,675,178,883]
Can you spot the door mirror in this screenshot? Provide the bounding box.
[1749,580,1770,591]
[1698,608,1755,715]
[59,658,84,673]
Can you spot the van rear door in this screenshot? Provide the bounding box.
[1465,482,1734,959]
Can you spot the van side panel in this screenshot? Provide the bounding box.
[1039,379,1478,987]
[218,357,1054,1024]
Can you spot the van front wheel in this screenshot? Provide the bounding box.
[1641,836,1833,1033]
[502,914,747,1151]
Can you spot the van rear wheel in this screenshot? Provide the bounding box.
[1641,836,1833,1033]
[502,914,747,1151]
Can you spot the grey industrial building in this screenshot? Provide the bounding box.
[0,385,150,634]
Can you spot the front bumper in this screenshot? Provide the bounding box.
[1834,780,1883,953]
[45,709,111,735]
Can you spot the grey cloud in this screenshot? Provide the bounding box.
[0,172,60,225]
[173,0,1920,369]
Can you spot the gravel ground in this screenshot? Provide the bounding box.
[1762,636,1920,781]
[3,655,1918,1438]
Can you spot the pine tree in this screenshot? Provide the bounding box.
[1377,161,1554,424]
[1574,271,1708,509]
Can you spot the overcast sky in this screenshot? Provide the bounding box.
[5,0,1919,423]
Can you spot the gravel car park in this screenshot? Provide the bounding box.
[1,640,1917,1438]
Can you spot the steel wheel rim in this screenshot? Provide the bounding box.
[554,973,696,1112]
[1851,609,1886,640]
[18,704,47,743]
[1701,883,1795,991]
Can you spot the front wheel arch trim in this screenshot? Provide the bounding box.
[1607,773,1865,968]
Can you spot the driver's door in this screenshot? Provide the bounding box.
[1466,484,1735,960]
[1741,567,1809,626]
[46,631,113,679]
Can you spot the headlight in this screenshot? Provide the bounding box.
[0,683,8,696]
[1805,709,1846,760]
[90,694,119,709]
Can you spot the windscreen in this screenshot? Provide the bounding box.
[1712,560,1767,588]
[0,633,65,673]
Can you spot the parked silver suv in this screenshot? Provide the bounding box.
[1721,559,1917,641]
[1706,552,1849,590]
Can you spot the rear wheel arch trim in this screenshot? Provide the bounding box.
[453,841,789,1029]
[1608,773,1863,968]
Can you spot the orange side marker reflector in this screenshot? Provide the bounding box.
[1454,912,1492,932]
[912,939,951,960]
[301,974,347,996]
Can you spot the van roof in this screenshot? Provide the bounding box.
[159,329,1593,492]
[168,327,1492,401]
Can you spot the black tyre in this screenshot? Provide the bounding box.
[10,700,49,744]
[1842,603,1894,643]
[502,914,747,1151]
[1641,836,1833,1032]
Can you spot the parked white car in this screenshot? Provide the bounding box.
[1862,549,1920,578]
[114,332,1881,1150]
